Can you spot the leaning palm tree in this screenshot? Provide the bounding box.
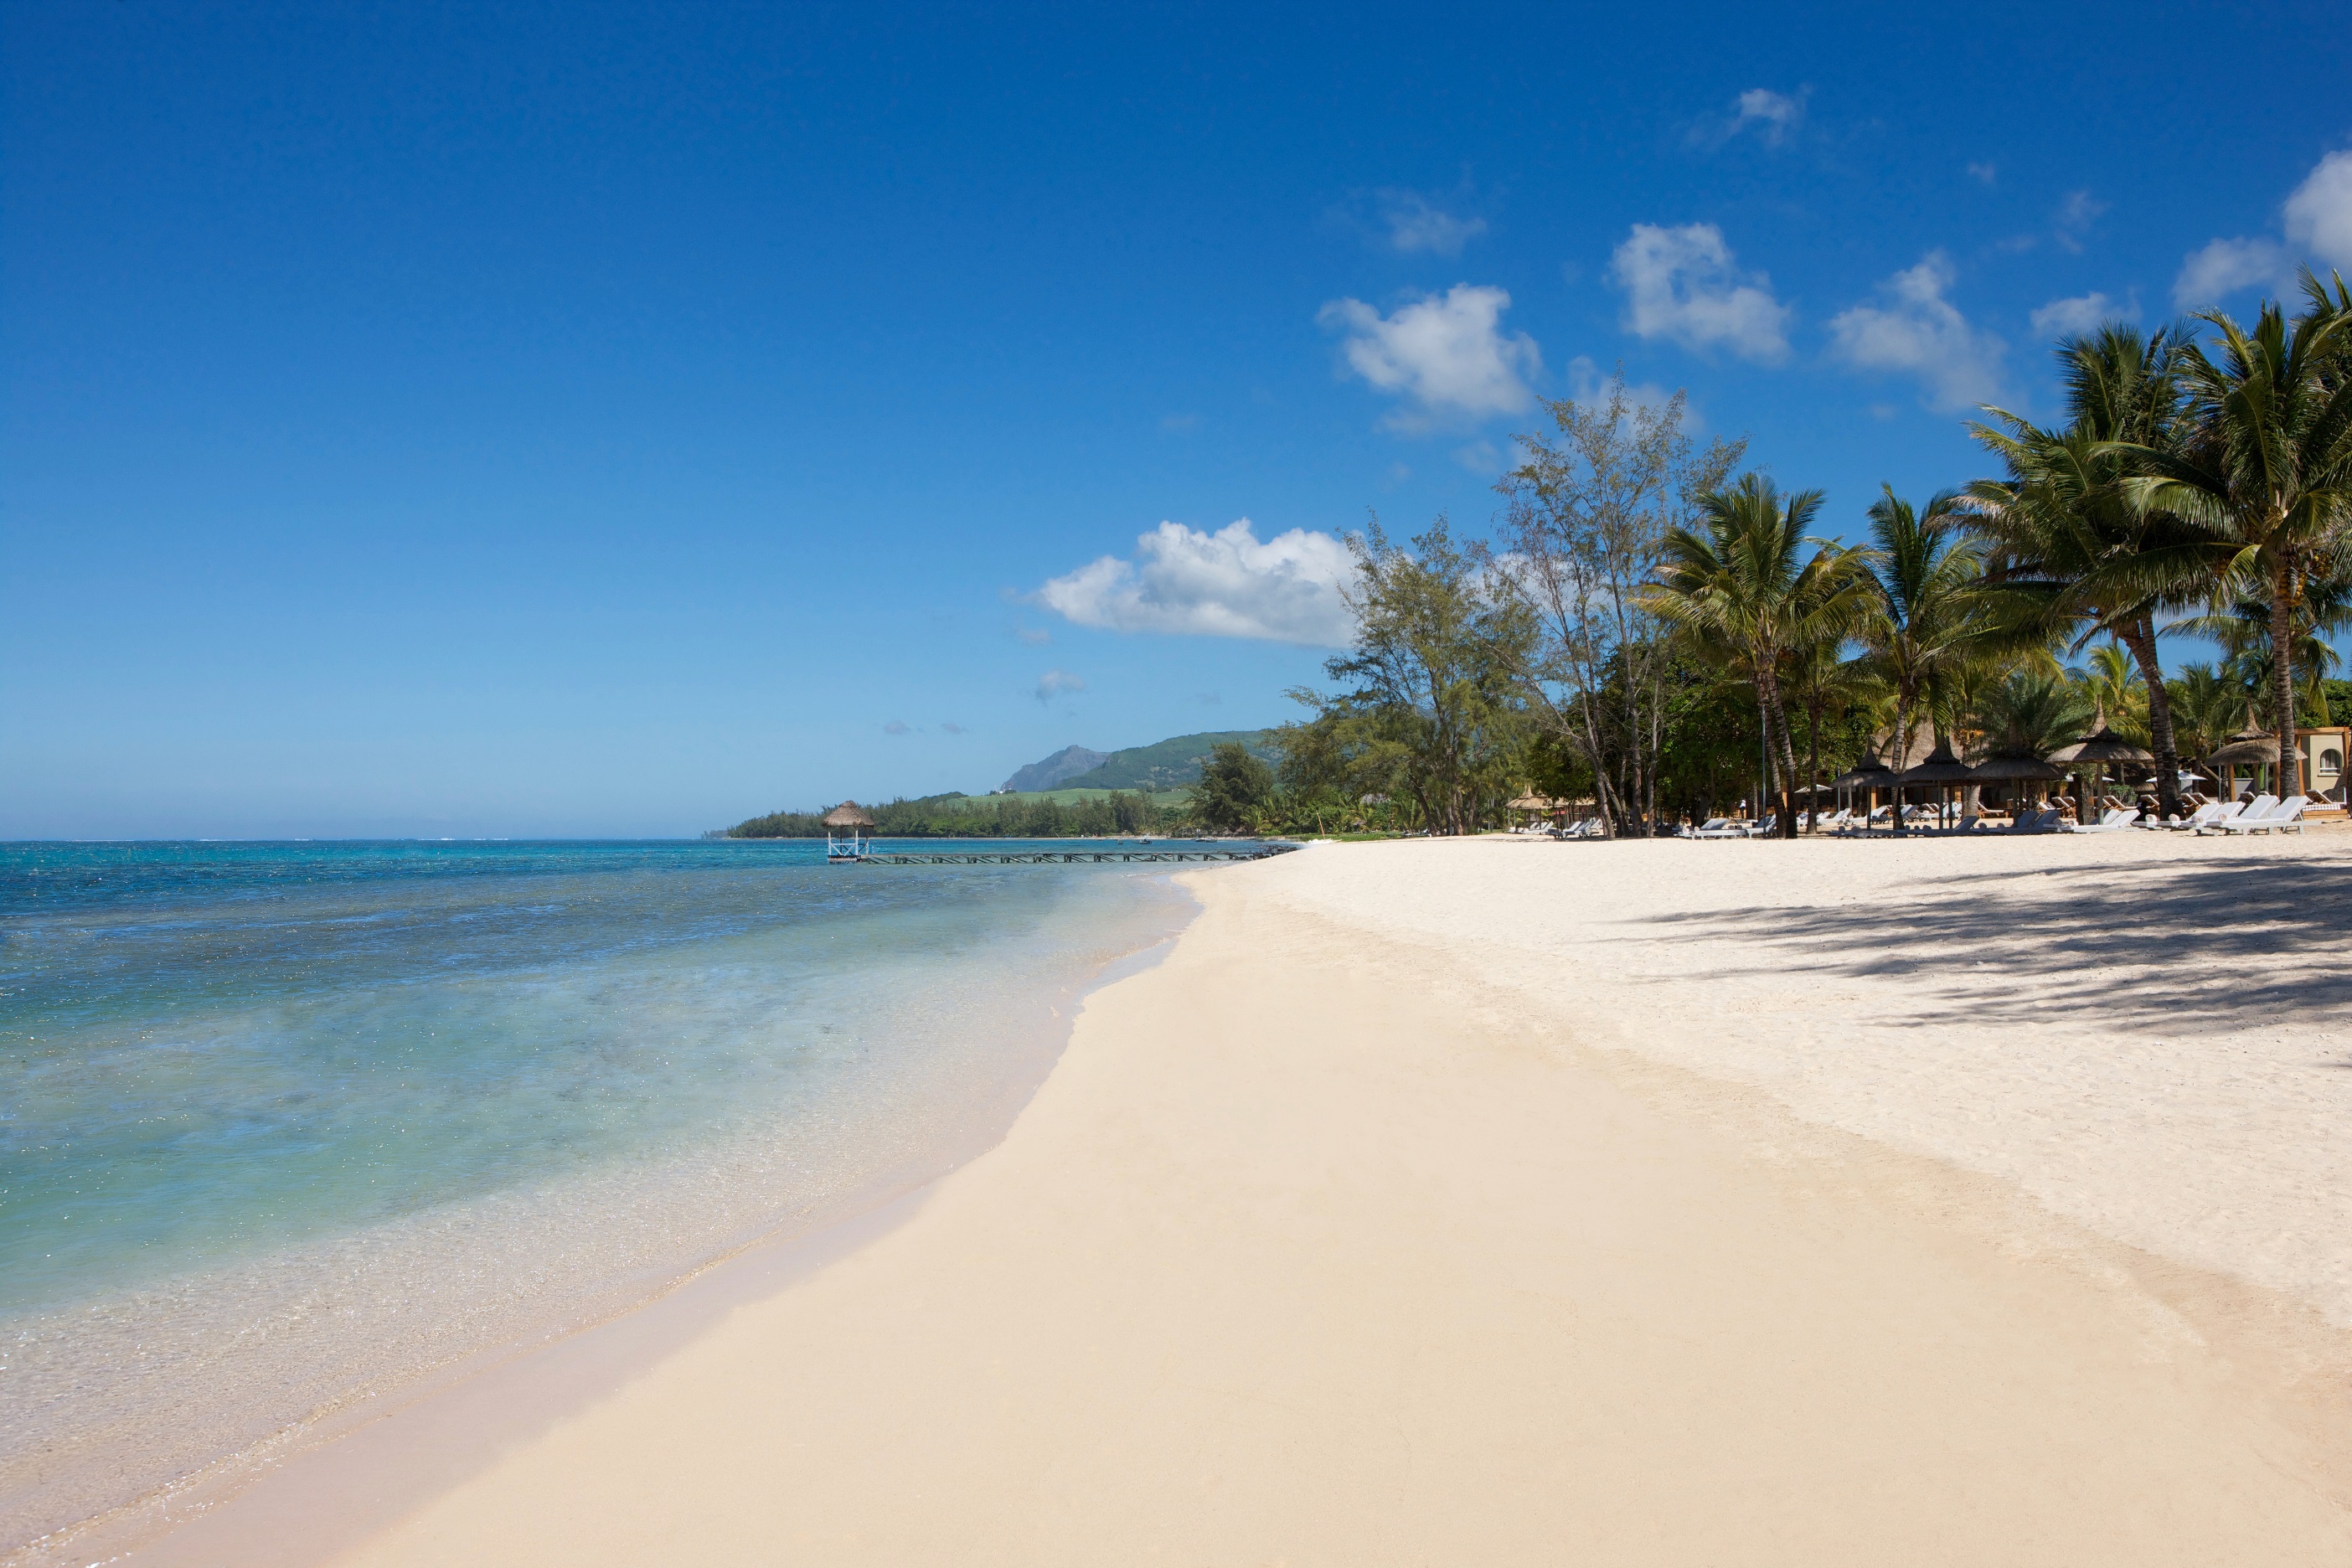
[2113,290,2352,794]
[1643,475,1874,838]
[1965,325,2205,818]
[1855,487,1993,833]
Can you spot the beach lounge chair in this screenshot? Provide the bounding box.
[1991,804,2060,833]
[2065,807,2139,833]
[2194,793,2276,834]
[2161,801,2241,832]
[1688,818,1749,839]
[1811,808,1854,833]
[2214,795,2308,834]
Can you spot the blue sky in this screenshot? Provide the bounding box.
[8,3,2350,837]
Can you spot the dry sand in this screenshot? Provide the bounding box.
[138,835,2352,1564]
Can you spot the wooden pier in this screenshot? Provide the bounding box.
[854,843,1297,866]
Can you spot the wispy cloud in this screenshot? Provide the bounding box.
[1691,86,1809,149]
[941,721,969,735]
[1034,669,1086,703]
[2030,291,2133,337]
[1828,251,2004,411]
[1158,412,1200,433]
[1036,518,1356,646]
[1318,284,1540,427]
[2054,189,2107,253]
[881,720,913,735]
[1376,188,1488,256]
[1966,161,1998,188]
[1609,223,1792,363]
[1013,626,1052,646]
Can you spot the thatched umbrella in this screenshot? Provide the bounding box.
[1897,740,1979,829]
[1828,753,1896,823]
[2049,725,2154,766]
[1968,754,2063,818]
[2049,725,2153,819]
[2205,724,2279,800]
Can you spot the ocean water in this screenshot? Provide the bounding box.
[0,838,1199,1550]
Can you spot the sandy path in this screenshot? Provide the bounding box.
[270,839,2352,1566]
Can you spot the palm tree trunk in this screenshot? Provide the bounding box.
[2118,614,2182,820]
[1806,700,1822,832]
[2271,559,2303,797]
[1890,692,1910,836]
[1758,668,1801,838]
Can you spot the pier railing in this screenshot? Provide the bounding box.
[853,843,1298,866]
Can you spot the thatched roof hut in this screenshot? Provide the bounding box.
[1968,754,2064,783]
[823,802,877,829]
[1829,754,1896,790]
[2050,725,2153,766]
[1896,740,1979,786]
[2206,725,2280,768]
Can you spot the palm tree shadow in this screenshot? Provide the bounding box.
[1633,859,2352,1039]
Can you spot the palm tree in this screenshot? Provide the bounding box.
[2167,570,2350,728]
[1973,668,2095,761]
[1644,475,1874,838]
[1782,640,1883,829]
[1965,325,2203,818]
[2117,291,2352,794]
[2164,661,2252,766]
[1855,487,1991,833]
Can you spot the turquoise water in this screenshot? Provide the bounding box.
[0,838,1199,1547]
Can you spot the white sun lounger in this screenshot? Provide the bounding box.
[2162,800,2241,831]
[2214,794,2308,834]
[2066,807,2140,833]
[2194,793,2276,834]
[1688,818,1750,839]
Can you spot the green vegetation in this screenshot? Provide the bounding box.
[727,791,1183,839]
[1055,730,1277,792]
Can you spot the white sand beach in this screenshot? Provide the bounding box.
[131,834,2352,1565]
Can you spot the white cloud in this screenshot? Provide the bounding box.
[941,721,969,735]
[1377,190,1487,256]
[1318,284,1539,425]
[1035,518,1357,647]
[1034,669,1086,703]
[1828,251,2005,411]
[2054,189,2107,253]
[2171,148,2352,307]
[2284,149,2352,269]
[881,720,913,735]
[2172,236,2293,307]
[1609,223,1792,363]
[2029,291,2130,337]
[1732,87,1804,146]
[1966,161,1998,188]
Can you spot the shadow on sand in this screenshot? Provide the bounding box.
[1628,856,2352,1042]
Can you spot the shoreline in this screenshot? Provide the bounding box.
[47,836,2352,1563]
[3,879,1199,1568]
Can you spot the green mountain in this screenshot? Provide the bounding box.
[1053,730,1277,793]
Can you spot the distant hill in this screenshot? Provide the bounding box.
[1056,730,1277,793]
[999,745,1109,793]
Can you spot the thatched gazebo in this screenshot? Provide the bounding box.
[2207,724,2280,798]
[1828,753,1897,826]
[823,802,877,863]
[2049,725,2153,819]
[1968,753,2064,817]
[1897,740,1979,830]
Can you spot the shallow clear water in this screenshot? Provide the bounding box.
[0,838,1199,1547]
